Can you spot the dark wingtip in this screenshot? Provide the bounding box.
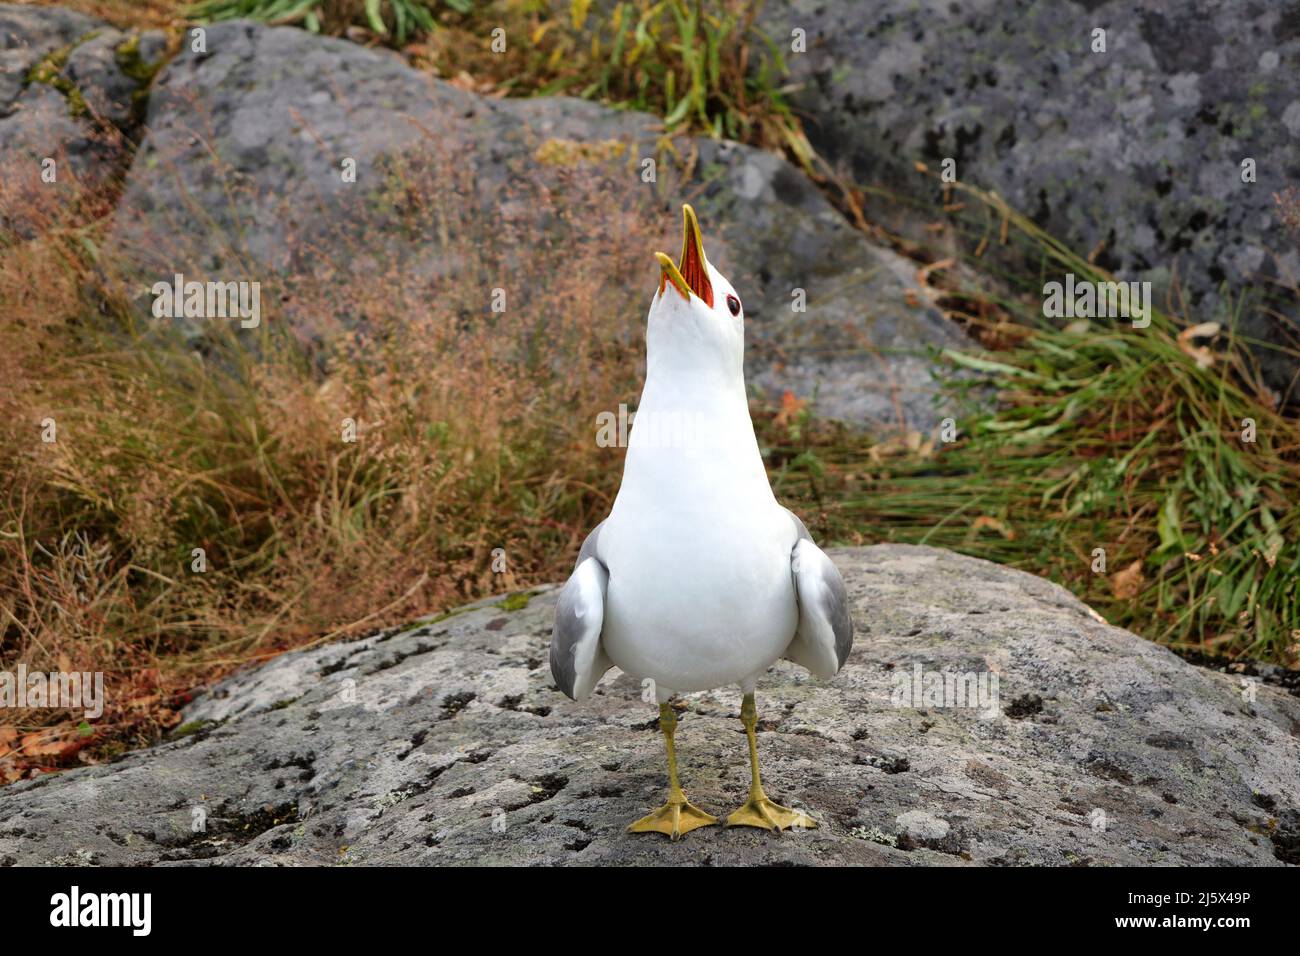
[831,571,854,671]
[835,613,854,670]
[548,632,578,700]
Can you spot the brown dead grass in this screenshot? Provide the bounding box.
[19,0,183,30]
[0,122,666,780]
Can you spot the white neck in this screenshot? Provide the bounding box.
[620,344,773,509]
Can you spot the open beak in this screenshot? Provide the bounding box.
[656,204,714,307]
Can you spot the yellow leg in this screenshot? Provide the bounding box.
[725,692,817,831]
[628,703,718,839]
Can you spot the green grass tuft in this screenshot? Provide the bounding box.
[496,591,534,612]
[768,180,1300,664]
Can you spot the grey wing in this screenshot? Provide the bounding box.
[549,522,614,700]
[782,513,854,680]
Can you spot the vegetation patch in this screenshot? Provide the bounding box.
[25,33,100,118]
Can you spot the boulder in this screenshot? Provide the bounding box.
[1,545,1295,866]
[758,0,1300,404]
[0,5,165,234]
[107,19,971,433]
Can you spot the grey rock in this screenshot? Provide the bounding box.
[63,29,138,129]
[1,545,1295,867]
[109,19,971,433]
[0,5,100,97]
[0,5,165,235]
[758,0,1300,404]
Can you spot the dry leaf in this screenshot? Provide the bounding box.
[1177,322,1219,369]
[19,729,90,761]
[866,431,925,462]
[774,390,808,429]
[971,516,1017,540]
[915,258,955,290]
[1111,559,1145,600]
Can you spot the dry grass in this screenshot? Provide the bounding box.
[0,125,666,779]
[409,0,812,162]
[766,176,1300,669]
[18,0,183,30]
[46,0,812,163]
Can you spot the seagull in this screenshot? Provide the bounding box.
[550,205,854,839]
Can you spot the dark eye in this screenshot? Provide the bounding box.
[726,294,741,316]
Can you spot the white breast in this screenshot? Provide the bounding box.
[596,395,798,694]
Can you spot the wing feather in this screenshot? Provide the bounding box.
[784,536,855,679]
[550,523,612,699]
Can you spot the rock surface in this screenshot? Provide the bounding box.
[2,544,1296,867]
[0,5,164,233]
[758,0,1300,404]
[107,19,969,433]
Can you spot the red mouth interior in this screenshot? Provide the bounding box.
[680,233,713,307]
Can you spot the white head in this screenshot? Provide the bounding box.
[646,205,746,388]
